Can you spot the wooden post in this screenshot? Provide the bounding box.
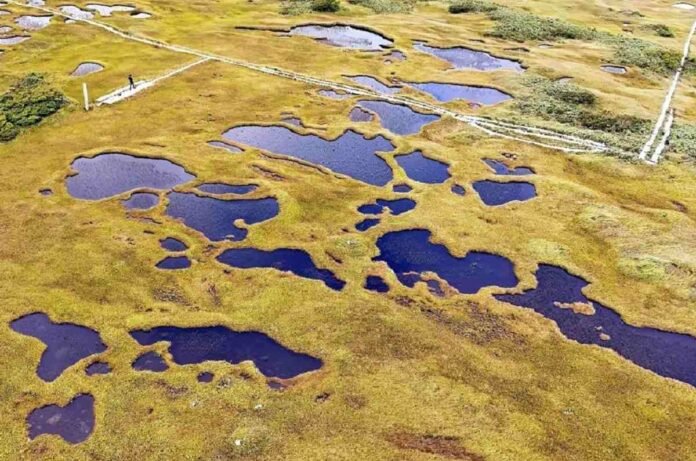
[82,83,89,111]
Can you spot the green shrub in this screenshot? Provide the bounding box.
[609,36,681,75]
[651,24,674,38]
[448,0,498,14]
[311,0,340,12]
[0,73,66,142]
[347,0,415,13]
[488,8,597,42]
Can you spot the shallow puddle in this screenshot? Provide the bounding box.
[122,192,159,210]
[156,255,191,270]
[318,89,352,100]
[365,275,389,292]
[217,247,345,290]
[197,183,257,195]
[197,371,214,383]
[166,192,279,241]
[357,100,440,136]
[160,237,187,252]
[349,106,374,122]
[374,229,518,294]
[495,265,696,387]
[16,15,52,30]
[288,24,393,51]
[414,41,524,71]
[395,151,450,184]
[71,62,104,77]
[451,184,466,196]
[347,75,401,94]
[222,125,395,186]
[130,325,323,379]
[392,183,412,193]
[473,180,536,206]
[132,351,168,372]
[407,82,512,105]
[207,140,243,153]
[66,153,195,201]
[383,49,406,61]
[10,312,107,382]
[86,361,111,376]
[27,394,95,444]
[0,35,30,45]
[483,158,534,176]
[600,65,627,74]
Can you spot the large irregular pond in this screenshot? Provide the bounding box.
[496,265,696,387]
[166,192,279,242]
[27,394,95,444]
[414,41,524,72]
[130,325,323,379]
[395,151,451,184]
[66,153,195,200]
[407,82,512,105]
[287,24,393,51]
[10,313,107,382]
[357,100,440,136]
[374,229,518,294]
[473,180,537,206]
[217,248,345,291]
[222,125,395,186]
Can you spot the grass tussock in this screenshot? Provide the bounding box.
[0,73,66,142]
[347,0,416,13]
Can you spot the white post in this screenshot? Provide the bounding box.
[83,83,89,111]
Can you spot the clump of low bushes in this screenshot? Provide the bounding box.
[651,24,674,38]
[347,0,415,13]
[0,73,66,142]
[311,0,340,12]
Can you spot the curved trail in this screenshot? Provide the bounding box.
[11,0,608,153]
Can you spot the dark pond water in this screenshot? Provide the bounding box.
[483,158,534,176]
[357,100,440,135]
[349,106,374,122]
[347,75,401,94]
[393,183,412,193]
[318,89,352,100]
[160,237,187,252]
[365,275,389,293]
[16,15,52,30]
[356,218,380,232]
[122,192,159,210]
[473,180,536,206]
[166,192,279,241]
[358,198,416,215]
[207,140,243,153]
[66,153,195,201]
[395,151,451,184]
[374,229,518,294]
[222,125,395,186]
[288,24,393,51]
[495,264,696,387]
[132,351,168,372]
[197,371,214,383]
[217,248,345,291]
[130,325,323,379]
[197,183,257,195]
[85,361,111,376]
[156,255,191,270]
[10,312,107,382]
[27,394,95,444]
[414,41,524,72]
[451,184,466,196]
[407,82,512,105]
[601,65,627,74]
[71,62,104,77]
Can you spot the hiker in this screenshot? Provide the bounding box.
[128,74,135,90]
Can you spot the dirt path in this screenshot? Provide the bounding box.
[10,0,608,154]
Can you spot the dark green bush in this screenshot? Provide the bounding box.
[448,0,498,14]
[0,73,66,142]
[488,8,597,42]
[610,37,681,75]
[311,0,340,12]
[651,24,674,38]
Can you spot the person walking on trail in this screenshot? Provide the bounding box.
[128,74,135,91]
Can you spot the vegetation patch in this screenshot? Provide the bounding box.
[347,0,415,13]
[311,0,341,12]
[0,73,66,142]
[649,23,674,38]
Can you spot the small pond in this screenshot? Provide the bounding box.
[130,325,323,379]
[374,229,518,294]
[451,184,466,196]
[347,75,401,94]
[395,151,450,184]
[407,82,512,105]
[133,351,169,372]
[222,125,395,186]
[15,15,52,30]
[356,218,380,232]
[156,255,191,270]
[365,275,389,293]
[357,100,440,136]
[414,41,524,72]
[473,180,536,206]
[217,247,345,291]
[85,361,111,376]
[288,24,393,51]
[160,237,187,252]
[600,65,627,74]
[349,107,374,122]
[10,312,107,382]
[166,192,279,241]
[358,198,416,216]
[27,394,95,444]
[85,3,135,16]
[483,158,534,176]
[0,36,30,45]
[71,62,104,77]
[122,192,159,210]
